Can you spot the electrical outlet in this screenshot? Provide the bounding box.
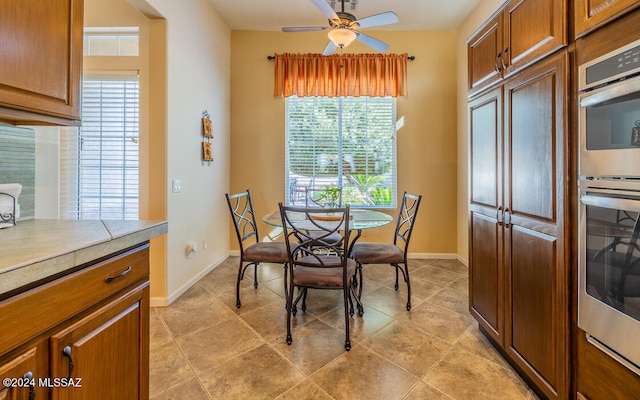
[185,241,197,258]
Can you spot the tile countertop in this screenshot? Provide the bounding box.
[0,219,168,296]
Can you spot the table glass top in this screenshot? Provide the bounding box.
[263,208,393,231]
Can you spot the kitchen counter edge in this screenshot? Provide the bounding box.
[0,219,168,296]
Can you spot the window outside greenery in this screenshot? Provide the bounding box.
[285,96,397,208]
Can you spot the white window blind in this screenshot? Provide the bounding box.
[285,96,397,208]
[60,73,139,220]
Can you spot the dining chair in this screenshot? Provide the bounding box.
[225,190,289,308]
[279,203,362,351]
[350,191,422,311]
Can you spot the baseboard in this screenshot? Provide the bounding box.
[150,252,230,307]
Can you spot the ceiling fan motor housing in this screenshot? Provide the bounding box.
[329,11,359,29]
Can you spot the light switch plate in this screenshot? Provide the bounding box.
[172,179,182,193]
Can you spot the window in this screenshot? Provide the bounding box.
[83,27,139,56]
[286,96,397,208]
[60,73,140,220]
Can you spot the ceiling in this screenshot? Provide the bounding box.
[206,0,482,31]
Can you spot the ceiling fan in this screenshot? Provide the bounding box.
[281,0,399,55]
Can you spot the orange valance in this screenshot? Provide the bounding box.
[273,53,408,98]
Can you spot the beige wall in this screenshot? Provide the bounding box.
[145,0,231,304]
[456,0,506,264]
[83,0,232,304]
[230,30,460,257]
[81,0,171,302]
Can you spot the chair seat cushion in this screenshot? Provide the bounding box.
[293,257,357,288]
[350,242,404,264]
[243,241,289,263]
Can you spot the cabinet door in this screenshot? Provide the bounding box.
[468,87,505,345]
[50,284,150,400]
[0,342,47,400]
[503,52,569,400]
[0,0,83,124]
[503,0,567,78]
[467,14,503,96]
[575,0,640,38]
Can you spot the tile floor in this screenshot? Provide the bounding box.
[149,257,540,399]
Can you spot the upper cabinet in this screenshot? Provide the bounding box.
[0,0,83,125]
[467,0,567,97]
[467,14,503,97]
[575,0,640,38]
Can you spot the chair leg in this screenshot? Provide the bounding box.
[283,263,289,309]
[253,262,259,289]
[404,263,412,311]
[348,288,355,317]
[301,288,308,313]
[235,260,244,308]
[286,279,294,346]
[292,287,305,316]
[394,263,400,290]
[357,263,364,300]
[350,285,364,317]
[343,285,351,351]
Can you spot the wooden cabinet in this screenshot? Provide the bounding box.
[50,285,149,400]
[573,10,640,398]
[576,329,640,400]
[467,0,567,96]
[0,0,83,125]
[0,342,48,400]
[468,86,504,346]
[468,52,570,399]
[467,14,503,98]
[0,244,149,400]
[575,0,640,38]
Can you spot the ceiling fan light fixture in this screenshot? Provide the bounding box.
[327,28,357,48]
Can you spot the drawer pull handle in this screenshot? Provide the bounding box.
[24,371,35,400]
[62,346,74,379]
[104,266,132,283]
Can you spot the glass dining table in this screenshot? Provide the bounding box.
[263,208,394,254]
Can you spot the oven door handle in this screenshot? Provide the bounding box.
[581,194,640,212]
[580,77,640,107]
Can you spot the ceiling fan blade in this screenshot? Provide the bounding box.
[356,11,399,29]
[355,32,389,53]
[282,26,328,32]
[311,0,339,21]
[322,41,338,56]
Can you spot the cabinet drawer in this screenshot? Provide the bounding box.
[0,244,149,355]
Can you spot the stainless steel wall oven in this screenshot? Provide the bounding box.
[578,38,640,374]
[579,178,640,373]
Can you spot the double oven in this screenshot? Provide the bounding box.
[578,38,640,374]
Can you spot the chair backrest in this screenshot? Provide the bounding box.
[305,186,343,208]
[225,190,260,251]
[393,192,422,253]
[279,203,350,268]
